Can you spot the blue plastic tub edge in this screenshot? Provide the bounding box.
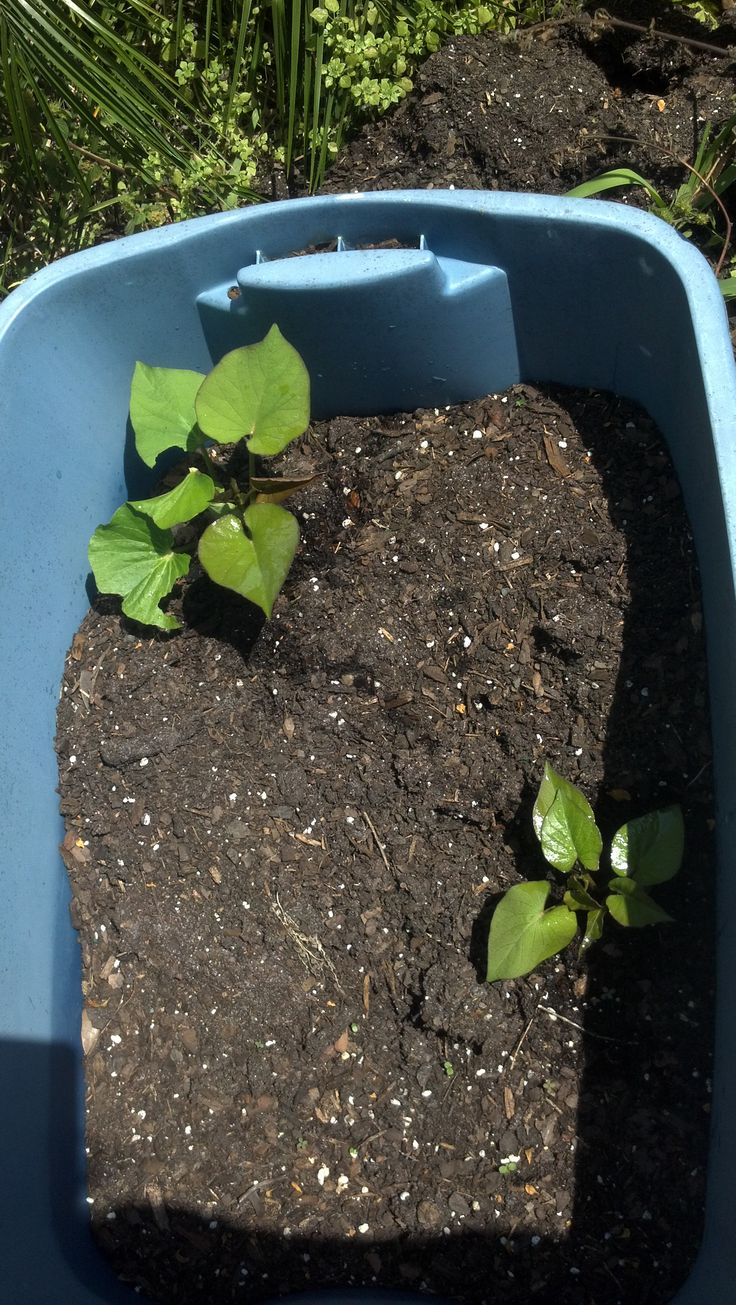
[1,190,735,1303]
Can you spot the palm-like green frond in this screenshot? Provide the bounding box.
[0,0,198,191]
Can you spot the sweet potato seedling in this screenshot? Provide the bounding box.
[89,325,311,630]
[486,763,684,982]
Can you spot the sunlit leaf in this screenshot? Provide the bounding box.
[195,326,310,455]
[486,881,578,982]
[88,503,189,630]
[611,806,684,886]
[540,790,602,874]
[198,502,299,617]
[533,761,595,837]
[130,363,205,467]
[129,469,215,528]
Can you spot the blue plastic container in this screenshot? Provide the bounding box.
[1,191,735,1303]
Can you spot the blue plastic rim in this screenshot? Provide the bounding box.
[1,190,735,1303]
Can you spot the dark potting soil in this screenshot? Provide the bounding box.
[55,9,733,1304]
[314,6,736,215]
[56,383,714,1305]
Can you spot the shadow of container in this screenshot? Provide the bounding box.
[0,191,734,1303]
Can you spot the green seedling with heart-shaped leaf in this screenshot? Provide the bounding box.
[88,325,312,630]
[486,762,684,982]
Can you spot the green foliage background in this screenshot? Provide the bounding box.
[1,2,727,296]
[0,0,555,296]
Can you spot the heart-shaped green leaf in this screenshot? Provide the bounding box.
[89,504,189,630]
[606,877,673,927]
[198,502,299,617]
[195,325,310,455]
[129,469,215,529]
[486,881,578,982]
[611,806,684,886]
[541,789,602,873]
[130,363,205,467]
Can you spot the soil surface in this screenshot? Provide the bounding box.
[58,385,714,1305]
[319,2,736,225]
[55,8,732,1305]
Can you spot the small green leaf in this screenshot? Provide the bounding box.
[195,325,310,455]
[207,500,238,519]
[606,878,673,927]
[541,789,602,873]
[611,806,684,886]
[581,907,605,951]
[486,881,578,982]
[129,469,215,529]
[533,762,595,838]
[563,878,600,912]
[130,363,205,468]
[198,502,299,617]
[88,504,189,631]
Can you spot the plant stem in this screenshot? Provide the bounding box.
[198,444,218,480]
[228,477,251,532]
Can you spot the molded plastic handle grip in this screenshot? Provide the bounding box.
[197,244,519,416]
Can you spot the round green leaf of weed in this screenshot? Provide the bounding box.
[540,789,602,873]
[88,504,189,631]
[606,883,673,928]
[198,502,299,617]
[195,325,310,455]
[129,469,215,529]
[130,363,205,468]
[486,881,578,982]
[610,805,684,886]
[533,761,595,840]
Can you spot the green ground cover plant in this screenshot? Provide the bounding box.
[486,763,684,982]
[89,325,311,629]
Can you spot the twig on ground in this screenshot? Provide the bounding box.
[271,893,342,992]
[362,810,393,877]
[540,1003,637,1045]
